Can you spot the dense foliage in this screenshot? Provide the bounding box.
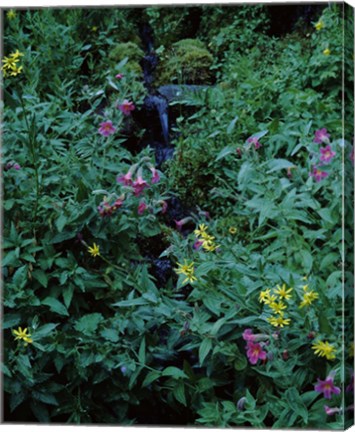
[2,4,354,427]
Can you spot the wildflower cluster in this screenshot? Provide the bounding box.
[97,196,124,217]
[1,50,24,77]
[259,284,292,327]
[310,128,336,182]
[193,224,219,252]
[246,135,262,150]
[299,283,319,308]
[312,340,336,360]
[97,99,135,136]
[175,259,197,284]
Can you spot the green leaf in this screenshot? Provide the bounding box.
[138,337,146,364]
[10,391,26,412]
[2,362,12,377]
[55,214,68,233]
[199,338,212,366]
[100,328,119,342]
[32,391,59,406]
[30,400,50,423]
[285,387,308,424]
[62,284,74,309]
[161,366,188,379]
[226,115,239,135]
[142,370,161,387]
[266,159,295,173]
[33,323,58,340]
[32,269,48,288]
[173,381,187,406]
[74,313,103,335]
[3,313,21,330]
[42,297,69,316]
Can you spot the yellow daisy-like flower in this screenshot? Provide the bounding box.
[91,26,98,32]
[267,314,291,328]
[274,284,293,300]
[13,327,33,345]
[315,20,324,31]
[194,224,208,237]
[202,240,219,252]
[175,260,197,284]
[312,340,336,360]
[7,9,16,20]
[323,48,331,56]
[1,50,24,77]
[299,290,319,308]
[88,243,100,257]
[259,289,271,304]
[269,301,287,314]
[229,227,237,235]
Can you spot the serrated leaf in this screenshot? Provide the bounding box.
[100,328,119,342]
[74,313,103,335]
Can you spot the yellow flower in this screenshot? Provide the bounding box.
[175,260,197,284]
[229,227,237,235]
[274,284,293,300]
[91,26,98,32]
[202,240,219,252]
[323,48,331,56]
[312,340,336,360]
[88,243,100,257]
[194,224,209,238]
[267,314,291,327]
[299,290,319,308]
[259,289,271,303]
[302,275,308,281]
[269,301,287,314]
[1,50,24,77]
[7,9,16,20]
[13,327,33,345]
[315,20,324,31]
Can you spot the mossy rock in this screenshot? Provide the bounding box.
[156,39,214,85]
[108,42,144,76]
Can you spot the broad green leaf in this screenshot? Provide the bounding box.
[42,297,69,316]
[199,338,212,365]
[161,366,188,379]
[74,313,103,335]
[138,337,146,364]
[173,381,187,406]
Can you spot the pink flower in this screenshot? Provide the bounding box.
[310,166,329,182]
[314,375,341,399]
[193,239,204,250]
[117,171,133,186]
[118,99,135,116]
[98,120,116,137]
[319,145,336,164]
[314,128,330,144]
[98,202,113,217]
[150,167,160,184]
[247,136,262,149]
[137,201,147,215]
[324,406,342,416]
[174,217,192,232]
[132,176,149,197]
[160,200,168,214]
[242,329,256,342]
[5,161,21,171]
[112,198,124,210]
[115,73,123,79]
[245,341,267,365]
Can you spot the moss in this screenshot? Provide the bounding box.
[156,38,214,85]
[108,42,144,76]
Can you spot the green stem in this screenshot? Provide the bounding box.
[19,93,40,230]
